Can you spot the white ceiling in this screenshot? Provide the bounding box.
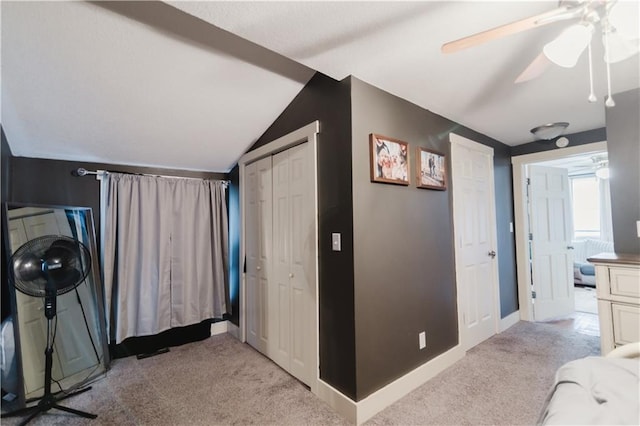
[2,1,639,173]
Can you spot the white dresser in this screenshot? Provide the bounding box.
[588,252,640,355]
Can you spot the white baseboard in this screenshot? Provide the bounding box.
[226,321,240,339]
[210,320,241,338]
[499,310,520,332]
[315,344,465,425]
[210,320,228,336]
[316,380,358,424]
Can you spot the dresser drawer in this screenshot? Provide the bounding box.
[612,303,640,345]
[609,267,640,298]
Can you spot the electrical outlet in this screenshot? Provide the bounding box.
[419,331,426,350]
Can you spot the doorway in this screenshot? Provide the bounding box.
[512,141,608,336]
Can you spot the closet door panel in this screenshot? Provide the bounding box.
[245,156,272,354]
[257,162,273,347]
[287,143,313,384]
[245,161,260,350]
[271,150,291,369]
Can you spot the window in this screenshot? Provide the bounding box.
[571,175,600,239]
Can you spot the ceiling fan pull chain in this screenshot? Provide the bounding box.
[587,41,597,103]
[603,24,616,107]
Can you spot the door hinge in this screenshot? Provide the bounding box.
[529,233,533,241]
[531,290,537,299]
[526,178,531,185]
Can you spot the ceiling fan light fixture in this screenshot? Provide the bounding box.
[543,23,593,68]
[592,156,610,179]
[608,1,640,40]
[603,30,640,63]
[530,122,569,140]
[595,165,610,179]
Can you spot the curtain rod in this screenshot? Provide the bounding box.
[72,167,229,183]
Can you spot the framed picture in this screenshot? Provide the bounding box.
[369,134,409,185]
[417,147,447,190]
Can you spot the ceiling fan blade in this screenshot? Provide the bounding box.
[442,5,578,54]
[515,52,552,84]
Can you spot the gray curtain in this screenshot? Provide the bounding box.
[102,173,228,344]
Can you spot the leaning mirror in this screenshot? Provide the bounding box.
[3,203,109,407]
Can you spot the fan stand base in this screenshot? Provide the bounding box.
[1,386,97,426]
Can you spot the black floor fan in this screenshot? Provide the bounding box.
[2,235,98,425]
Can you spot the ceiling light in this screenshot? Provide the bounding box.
[543,23,594,68]
[603,29,640,63]
[530,122,569,140]
[595,165,610,179]
[592,156,610,179]
[608,1,640,40]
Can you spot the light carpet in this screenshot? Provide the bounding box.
[1,320,599,425]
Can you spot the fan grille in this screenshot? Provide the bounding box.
[10,235,91,298]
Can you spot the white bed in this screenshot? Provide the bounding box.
[538,342,640,425]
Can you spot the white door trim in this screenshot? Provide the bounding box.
[238,121,320,394]
[511,141,607,321]
[449,133,501,350]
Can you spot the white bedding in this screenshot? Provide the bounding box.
[538,357,640,425]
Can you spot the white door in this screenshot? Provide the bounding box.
[451,134,500,350]
[271,143,313,385]
[528,165,575,321]
[244,157,273,355]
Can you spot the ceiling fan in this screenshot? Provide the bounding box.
[441,0,639,106]
[566,154,610,178]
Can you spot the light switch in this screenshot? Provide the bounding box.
[332,233,341,251]
[637,220,640,238]
[509,222,514,233]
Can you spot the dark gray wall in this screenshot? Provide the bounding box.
[350,78,516,399]
[244,74,518,400]
[510,128,607,156]
[606,88,640,254]
[240,73,357,399]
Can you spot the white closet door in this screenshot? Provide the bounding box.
[272,148,292,370]
[271,143,313,385]
[245,157,273,355]
[287,143,314,384]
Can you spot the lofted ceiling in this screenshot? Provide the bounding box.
[2,1,639,173]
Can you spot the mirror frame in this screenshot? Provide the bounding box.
[2,202,110,408]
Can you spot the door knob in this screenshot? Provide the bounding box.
[488,250,496,258]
